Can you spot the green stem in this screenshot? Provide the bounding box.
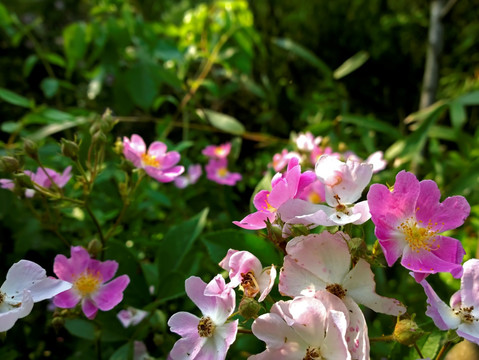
[85,203,105,246]
[414,343,424,359]
[237,328,253,334]
[435,341,451,360]
[369,335,395,342]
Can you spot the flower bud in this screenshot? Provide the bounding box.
[0,156,20,173]
[14,172,34,189]
[52,316,65,331]
[61,139,79,161]
[91,131,107,144]
[393,318,425,346]
[238,297,261,320]
[87,239,103,257]
[23,138,38,160]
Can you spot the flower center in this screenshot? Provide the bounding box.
[304,346,323,360]
[454,306,477,324]
[74,272,101,296]
[217,167,228,178]
[141,153,160,167]
[197,316,216,337]
[214,148,227,157]
[398,216,440,253]
[326,283,347,299]
[308,192,322,204]
[241,271,260,298]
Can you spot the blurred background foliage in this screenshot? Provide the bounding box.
[0,0,479,359]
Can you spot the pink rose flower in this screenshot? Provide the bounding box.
[202,142,231,159]
[205,158,242,186]
[123,134,184,182]
[368,170,470,281]
[270,149,300,172]
[219,249,276,302]
[53,246,130,319]
[0,260,71,332]
[418,259,479,345]
[250,293,351,360]
[168,275,238,360]
[174,164,202,189]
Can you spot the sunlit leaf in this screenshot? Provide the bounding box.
[198,109,245,135]
[333,51,369,79]
[449,101,467,130]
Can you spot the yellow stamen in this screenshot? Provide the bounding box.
[197,316,216,337]
[308,192,322,204]
[214,148,226,157]
[74,272,101,296]
[398,216,441,253]
[141,153,160,167]
[217,167,228,177]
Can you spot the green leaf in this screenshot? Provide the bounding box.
[157,66,182,89]
[333,51,369,79]
[455,90,479,106]
[23,55,38,77]
[124,64,158,110]
[156,208,209,276]
[156,271,187,302]
[1,121,22,133]
[40,78,60,98]
[202,229,282,266]
[44,53,66,68]
[198,109,245,135]
[449,101,467,129]
[64,319,96,340]
[339,114,401,138]
[63,22,88,75]
[109,343,132,360]
[0,87,32,108]
[420,331,443,359]
[272,37,332,79]
[29,116,89,141]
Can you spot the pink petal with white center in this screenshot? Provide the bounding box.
[342,296,370,360]
[377,232,405,267]
[279,256,328,297]
[296,171,316,196]
[366,151,387,173]
[342,259,406,315]
[212,320,238,356]
[233,211,274,230]
[1,260,50,296]
[288,297,328,346]
[91,274,130,311]
[277,198,326,223]
[160,151,181,169]
[401,238,464,278]
[82,297,99,319]
[204,274,231,299]
[144,165,184,183]
[169,336,205,360]
[0,290,34,332]
[129,134,146,153]
[253,190,271,212]
[147,141,167,158]
[248,347,303,360]
[87,259,118,283]
[268,179,294,209]
[456,323,479,345]
[416,180,470,232]
[315,155,372,205]
[0,179,15,190]
[54,246,91,282]
[223,251,263,288]
[257,266,277,302]
[168,311,201,338]
[418,277,460,330]
[53,288,81,308]
[251,310,303,350]
[460,259,479,307]
[285,232,351,284]
[350,200,371,225]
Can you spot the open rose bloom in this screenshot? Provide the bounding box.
[123,134,184,182]
[0,260,71,332]
[53,246,130,319]
[368,170,470,281]
[205,158,242,186]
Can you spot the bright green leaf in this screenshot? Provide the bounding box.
[1,121,22,133]
[198,109,245,135]
[449,101,467,129]
[44,53,66,68]
[0,87,32,108]
[455,91,479,106]
[63,22,88,75]
[23,55,38,77]
[40,78,60,98]
[333,51,369,79]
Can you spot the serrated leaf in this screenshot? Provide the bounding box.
[333,51,369,79]
[0,87,32,108]
[198,109,245,135]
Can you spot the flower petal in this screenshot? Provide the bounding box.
[0,290,34,332]
[168,311,201,338]
[28,277,72,302]
[91,275,130,311]
[343,259,406,315]
[54,289,81,308]
[460,259,479,307]
[1,260,48,296]
[233,211,274,230]
[87,259,118,283]
[82,298,98,319]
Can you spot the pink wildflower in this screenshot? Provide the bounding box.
[298,179,326,204]
[168,275,238,360]
[123,134,184,182]
[293,131,322,152]
[233,158,315,230]
[174,164,202,189]
[418,259,479,345]
[0,260,71,332]
[117,307,148,328]
[1,166,72,198]
[53,246,130,319]
[205,158,242,186]
[270,149,301,172]
[310,145,340,167]
[219,249,276,302]
[250,293,351,360]
[202,142,231,159]
[368,170,469,280]
[344,151,387,173]
[279,232,406,315]
[278,155,372,229]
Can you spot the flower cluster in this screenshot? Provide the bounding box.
[203,142,242,186]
